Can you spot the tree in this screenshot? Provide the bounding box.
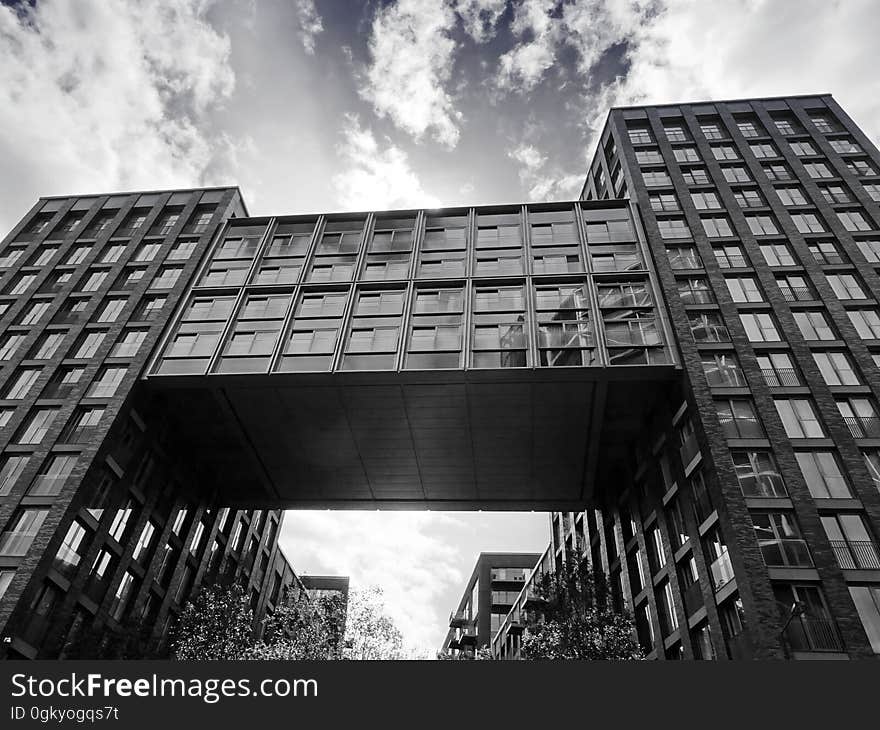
[436,646,494,660]
[519,553,644,660]
[171,583,255,660]
[247,589,347,660]
[342,586,404,660]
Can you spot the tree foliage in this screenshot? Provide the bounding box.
[436,646,494,660]
[519,554,644,661]
[246,590,347,660]
[171,583,255,661]
[342,586,404,660]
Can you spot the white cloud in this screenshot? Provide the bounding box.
[496,0,560,92]
[279,511,465,654]
[361,0,462,147]
[455,0,508,43]
[0,0,237,234]
[591,0,880,143]
[332,114,442,211]
[294,0,323,55]
[507,143,581,201]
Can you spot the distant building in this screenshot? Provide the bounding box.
[441,552,541,656]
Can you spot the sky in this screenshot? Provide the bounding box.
[2,0,880,653]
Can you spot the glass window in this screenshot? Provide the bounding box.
[405,288,464,369]
[716,398,763,438]
[0,508,49,556]
[701,353,745,387]
[794,311,836,341]
[775,399,824,438]
[472,286,527,368]
[849,587,880,653]
[752,512,812,567]
[732,450,786,497]
[739,312,779,342]
[813,351,860,385]
[727,277,763,303]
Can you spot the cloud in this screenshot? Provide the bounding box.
[508,143,581,201]
[279,511,466,654]
[360,0,462,147]
[455,0,508,43]
[496,0,561,92]
[0,0,237,234]
[332,114,442,211]
[294,0,323,55]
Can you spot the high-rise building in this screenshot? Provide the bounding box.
[442,552,541,656]
[494,94,880,661]
[0,187,339,658]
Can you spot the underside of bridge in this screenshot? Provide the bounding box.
[144,365,678,510]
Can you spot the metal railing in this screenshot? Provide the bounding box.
[829,540,880,570]
[842,415,880,438]
[785,616,843,653]
[716,255,748,268]
[781,286,814,302]
[709,550,734,591]
[761,368,800,387]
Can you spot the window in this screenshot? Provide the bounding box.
[760,243,796,267]
[689,312,730,342]
[771,116,799,136]
[813,351,860,385]
[134,295,166,321]
[682,167,710,185]
[775,398,824,438]
[701,353,746,387]
[756,352,798,387]
[0,333,24,360]
[658,218,692,240]
[856,240,880,265]
[0,455,30,497]
[723,166,751,184]
[809,241,844,265]
[691,191,720,210]
[472,286,527,368]
[134,242,162,262]
[636,149,663,165]
[745,215,779,235]
[677,277,714,304]
[72,332,106,359]
[674,147,700,163]
[847,159,878,177]
[727,277,763,303]
[666,245,701,269]
[703,525,733,590]
[796,451,850,498]
[86,366,127,398]
[16,408,59,444]
[837,397,880,438]
[101,243,127,263]
[28,454,77,497]
[132,521,156,562]
[60,407,104,444]
[776,186,808,206]
[777,274,814,302]
[627,126,652,144]
[830,138,861,154]
[803,161,833,179]
[863,183,880,202]
[97,298,127,323]
[750,143,777,159]
[850,587,880,654]
[535,284,595,367]
[752,512,812,567]
[817,184,851,204]
[168,239,198,260]
[110,329,147,358]
[642,169,672,187]
[714,245,746,268]
[739,312,779,341]
[150,266,183,289]
[732,450,786,497]
[826,273,865,300]
[406,288,465,369]
[702,217,735,238]
[664,123,688,142]
[0,508,49,556]
[762,164,792,181]
[712,145,738,161]
[732,188,763,208]
[700,121,725,140]
[737,119,763,138]
[789,141,816,156]
[837,210,873,232]
[847,309,880,339]
[64,245,90,265]
[20,301,51,325]
[4,368,41,399]
[795,310,836,341]
[822,515,880,570]
[716,398,763,438]
[53,521,89,577]
[649,193,679,212]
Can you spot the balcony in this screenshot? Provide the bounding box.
[458,629,478,646]
[709,550,734,591]
[449,611,470,629]
[759,538,813,568]
[507,617,525,635]
[761,368,799,387]
[842,416,880,438]
[0,531,38,557]
[829,540,880,570]
[523,587,547,608]
[781,286,814,302]
[785,616,844,653]
[717,255,748,268]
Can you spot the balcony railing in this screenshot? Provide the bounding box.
[716,255,748,268]
[0,531,39,556]
[761,368,800,387]
[781,286,814,302]
[449,611,470,628]
[709,550,734,591]
[829,540,880,570]
[842,415,880,438]
[785,616,843,653]
[759,538,813,567]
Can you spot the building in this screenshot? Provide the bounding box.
[4,93,880,662]
[0,187,339,658]
[441,552,540,656]
[494,93,880,661]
